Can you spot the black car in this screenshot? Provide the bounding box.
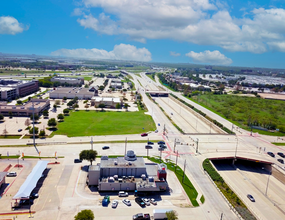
[18,129,22,132]
[145,145,153,149]
[158,147,164,151]
[277,152,285,158]
[159,144,167,149]
[267,152,275,157]
[135,198,146,207]
[157,141,165,145]
[74,159,82,163]
[102,146,110,150]
[147,141,154,145]
[247,194,255,202]
[277,159,284,164]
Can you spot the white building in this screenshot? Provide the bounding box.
[91,97,122,108]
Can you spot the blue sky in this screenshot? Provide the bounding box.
[1,0,285,68]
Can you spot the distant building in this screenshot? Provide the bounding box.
[49,87,97,100]
[87,150,169,192]
[0,79,39,101]
[51,77,84,85]
[110,80,122,89]
[91,97,122,108]
[0,99,50,116]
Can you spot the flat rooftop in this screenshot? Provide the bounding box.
[100,157,146,168]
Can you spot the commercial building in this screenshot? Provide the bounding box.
[49,87,97,100]
[51,77,84,85]
[0,79,39,100]
[0,172,6,188]
[0,99,50,116]
[87,150,169,192]
[110,80,122,89]
[90,97,122,108]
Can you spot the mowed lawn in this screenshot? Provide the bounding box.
[53,110,156,137]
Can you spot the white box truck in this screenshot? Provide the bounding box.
[153,209,173,220]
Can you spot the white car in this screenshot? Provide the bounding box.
[122,199,131,206]
[143,198,150,206]
[6,172,17,177]
[150,198,157,205]
[118,191,128,197]
[112,200,118,208]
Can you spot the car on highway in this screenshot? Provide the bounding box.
[6,172,17,177]
[142,198,150,206]
[147,141,154,145]
[112,200,118,208]
[145,145,153,149]
[277,159,284,164]
[247,194,255,202]
[74,159,82,163]
[102,146,110,150]
[267,152,275,157]
[141,133,148,137]
[122,199,131,206]
[118,191,128,197]
[150,198,157,205]
[157,141,165,145]
[135,198,146,207]
[277,152,285,158]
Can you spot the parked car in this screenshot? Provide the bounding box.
[158,123,160,126]
[247,194,255,202]
[142,198,150,206]
[30,193,39,199]
[6,172,17,177]
[141,133,148,137]
[159,144,167,149]
[157,141,165,145]
[102,195,110,206]
[74,159,82,163]
[155,130,158,133]
[133,213,150,220]
[150,198,157,205]
[147,141,154,145]
[102,146,110,150]
[112,200,118,208]
[277,159,284,164]
[277,152,285,158]
[135,198,146,207]
[145,145,153,149]
[158,147,164,151]
[122,199,131,206]
[267,152,275,157]
[118,191,128,197]
[18,129,22,132]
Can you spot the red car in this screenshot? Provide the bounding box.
[141,133,148,137]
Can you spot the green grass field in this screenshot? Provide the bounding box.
[53,110,156,137]
[189,94,285,136]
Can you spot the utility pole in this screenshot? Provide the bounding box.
[163,124,166,135]
[182,159,186,183]
[175,150,178,173]
[220,213,223,220]
[196,138,199,153]
[124,137,127,156]
[32,101,39,155]
[174,138,176,153]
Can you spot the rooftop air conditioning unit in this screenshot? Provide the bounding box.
[114,161,118,165]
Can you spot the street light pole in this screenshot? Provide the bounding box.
[196,138,199,153]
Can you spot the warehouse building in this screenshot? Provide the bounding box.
[49,87,97,99]
[90,97,122,108]
[87,150,169,192]
[51,77,84,85]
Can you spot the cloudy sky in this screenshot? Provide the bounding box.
[1,0,285,68]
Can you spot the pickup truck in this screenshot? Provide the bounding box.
[133,213,150,220]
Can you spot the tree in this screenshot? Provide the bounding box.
[17,100,23,105]
[55,100,61,106]
[53,104,57,110]
[73,103,79,110]
[63,108,69,115]
[0,114,4,121]
[43,110,49,117]
[30,114,40,122]
[85,104,89,111]
[166,210,178,220]
[2,128,8,137]
[29,127,39,135]
[63,96,67,101]
[124,103,130,111]
[8,111,13,118]
[98,103,105,111]
[39,129,46,138]
[79,150,97,165]
[74,209,94,220]
[48,118,57,128]
[57,114,64,121]
[67,101,74,108]
[115,103,121,110]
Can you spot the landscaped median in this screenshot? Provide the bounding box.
[148,156,200,207]
[203,159,256,220]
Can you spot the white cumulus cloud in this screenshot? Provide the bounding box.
[74,1,285,53]
[185,50,232,65]
[51,44,152,62]
[0,16,26,35]
[170,51,181,57]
